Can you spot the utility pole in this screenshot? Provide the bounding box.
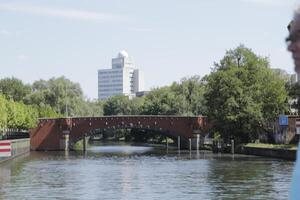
[65,84,68,117]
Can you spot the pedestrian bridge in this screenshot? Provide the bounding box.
[30,115,209,151]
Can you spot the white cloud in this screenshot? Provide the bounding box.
[241,0,297,7]
[0,3,127,22]
[17,54,29,61]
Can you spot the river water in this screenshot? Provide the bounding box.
[0,143,294,200]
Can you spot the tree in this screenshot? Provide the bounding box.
[103,95,132,115]
[130,97,144,115]
[76,100,104,117]
[35,104,61,118]
[23,105,38,129]
[286,82,300,114]
[4,99,38,129]
[25,76,86,117]
[142,87,178,115]
[0,77,31,102]
[204,45,288,143]
[0,95,7,129]
[140,76,206,116]
[170,76,206,116]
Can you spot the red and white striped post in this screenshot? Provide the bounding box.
[296,118,300,135]
[0,141,11,157]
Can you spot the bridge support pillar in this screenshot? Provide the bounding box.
[60,133,69,151]
[177,136,180,150]
[83,134,87,152]
[231,139,235,154]
[196,134,200,151]
[166,137,169,149]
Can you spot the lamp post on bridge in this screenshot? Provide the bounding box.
[64,84,77,117]
[65,84,68,117]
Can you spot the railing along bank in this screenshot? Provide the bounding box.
[0,128,29,140]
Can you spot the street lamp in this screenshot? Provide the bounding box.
[65,84,68,117]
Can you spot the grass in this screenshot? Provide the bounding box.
[72,139,89,150]
[244,143,298,150]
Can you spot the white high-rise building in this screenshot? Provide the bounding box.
[98,51,145,100]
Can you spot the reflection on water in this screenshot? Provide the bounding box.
[90,146,154,154]
[0,144,294,200]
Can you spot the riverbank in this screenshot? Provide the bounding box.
[239,143,297,160]
[0,138,30,163]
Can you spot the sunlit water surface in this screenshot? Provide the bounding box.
[0,144,294,200]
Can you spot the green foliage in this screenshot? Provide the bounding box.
[102,95,145,116]
[77,100,104,117]
[213,132,221,140]
[287,82,300,113]
[170,76,206,116]
[142,87,177,115]
[101,76,206,117]
[204,45,288,143]
[0,95,38,129]
[141,76,206,116]
[24,76,102,117]
[0,92,60,130]
[244,143,297,150]
[0,76,103,130]
[129,129,164,143]
[0,95,7,128]
[93,74,207,118]
[0,74,206,131]
[35,104,62,118]
[0,77,31,102]
[25,76,84,116]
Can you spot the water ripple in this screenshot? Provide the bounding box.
[0,145,294,200]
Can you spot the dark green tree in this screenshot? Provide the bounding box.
[103,95,132,115]
[142,87,178,115]
[0,95,7,128]
[204,45,288,143]
[170,76,206,116]
[25,76,87,117]
[0,77,31,102]
[4,99,38,129]
[286,82,300,114]
[77,100,104,117]
[129,97,145,115]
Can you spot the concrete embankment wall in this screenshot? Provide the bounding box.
[0,139,30,163]
[240,146,297,160]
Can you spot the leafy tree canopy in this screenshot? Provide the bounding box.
[0,77,31,102]
[204,45,288,143]
[103,95,138,116]
[24,76,88,117]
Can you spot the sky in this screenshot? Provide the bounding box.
[0,0,298,100]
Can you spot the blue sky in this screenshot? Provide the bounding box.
[0,0,298,99]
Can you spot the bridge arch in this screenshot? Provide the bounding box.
[30,116,208,151]
[69,127,186,150]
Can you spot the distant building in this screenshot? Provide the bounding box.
[291,74,297,84]
[272,68,299,115]
[135,91,149,97]
[98,51,145,100]
[272,68,297,84]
